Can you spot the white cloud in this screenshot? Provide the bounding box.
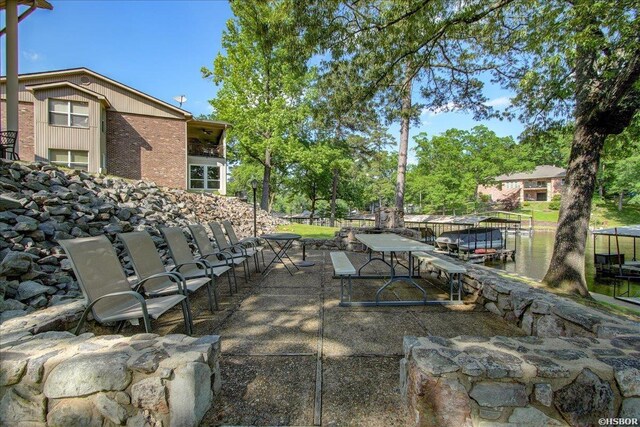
[421,101,459,117]
[22,51,41,61]
[484,96,511,108]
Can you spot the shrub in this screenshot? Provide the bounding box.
[549,194,561,210]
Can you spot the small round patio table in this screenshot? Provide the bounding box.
[260,233,302,276]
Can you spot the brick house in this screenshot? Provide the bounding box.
[0,68,229,193]
[478,165,566,203]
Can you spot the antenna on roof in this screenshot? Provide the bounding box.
[173,95,187,108]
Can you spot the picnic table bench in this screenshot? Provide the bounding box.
[330,251,356,304]
[412,251,466,301]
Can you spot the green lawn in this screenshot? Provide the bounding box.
[516,199,640,227]
[276,223,339,239]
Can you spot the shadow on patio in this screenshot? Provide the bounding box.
[91,249,525,426]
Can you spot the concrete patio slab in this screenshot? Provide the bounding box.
[255,286,322,296]
[216,310,319,355]
[203,356,316,426]
[239,294,321,312]
[414,311,527,338]
[321,356,410,426]
[261,270,324,288]
[323,310,427,356]
[176,248,533,425]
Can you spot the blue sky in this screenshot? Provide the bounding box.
[2,1,525,162]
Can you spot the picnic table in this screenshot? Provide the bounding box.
[351,233,437,306]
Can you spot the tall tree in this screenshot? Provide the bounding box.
[294,0,510,214]
[309,73,394,224]
[203,1,312,211]
[482,0,640,296]
[297,0,640,296]
[396,63,413,215]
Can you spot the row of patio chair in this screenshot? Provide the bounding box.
[59,221,264,336]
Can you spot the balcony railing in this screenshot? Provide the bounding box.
[523,181,547,189]
[188,140,223,158]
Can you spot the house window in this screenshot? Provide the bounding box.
[49,149,89,171]
[49,100,89,128]
[189,165,220,190]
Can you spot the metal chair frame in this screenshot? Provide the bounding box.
[0,131,20,160]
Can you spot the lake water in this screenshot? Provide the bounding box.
[486,231,639,297]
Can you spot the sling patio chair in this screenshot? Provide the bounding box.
[59,235,193,335]
[119,231,219,312]
[222,220,266,271]
[188,223,248,286]
[161,226,237,295]
[0,130,19,160]
[208,222,255,275]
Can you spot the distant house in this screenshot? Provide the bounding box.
[0,68,229,194]
[479,165,566,203]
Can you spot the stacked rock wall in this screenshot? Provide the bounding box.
[402,253,640,426]
[0,331,221,427]
[0,160,283,322]
[422,258,640,339]
[401,335,640,426]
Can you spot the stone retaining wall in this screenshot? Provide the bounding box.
[0,330,221,427]
[400,335,640,426]
[420,256,640,339]
[403,250,640,426]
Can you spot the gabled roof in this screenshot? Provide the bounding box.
[495,165,566,182]
[1,67,192,118]
[25,81,112,108]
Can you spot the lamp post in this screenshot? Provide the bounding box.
[251,179,258,237]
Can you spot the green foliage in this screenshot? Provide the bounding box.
[408,126,522,213]
[276,223,339,239]
[548,195,561,210]
[519,127,572,168]
[600,118,640,205]
[203,0,314,210]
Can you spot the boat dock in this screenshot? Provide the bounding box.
[455,248,517,263]
[592,226,640,306]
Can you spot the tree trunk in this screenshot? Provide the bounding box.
[261,148,271,212]
[395,65,413,213]
[330,168,338,227]
[599,163,605,197]
[618,191,624,211]
[542,122,606,297]
[309,183,317,225]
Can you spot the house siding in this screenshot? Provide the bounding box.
[106,111,186,188]
[1,101,35,161]
[1,71,186,120]
[479,177,565,203]
[31,88,102,171]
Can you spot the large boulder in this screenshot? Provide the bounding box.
[43,353,131,398]
[555,368,616,425]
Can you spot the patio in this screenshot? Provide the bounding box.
[132,248,524,426]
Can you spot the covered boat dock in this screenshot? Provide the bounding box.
[592,225,640,306]
[403,214,521,262]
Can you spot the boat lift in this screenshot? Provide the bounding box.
[403,214,521,263]
[592,225,640,306]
